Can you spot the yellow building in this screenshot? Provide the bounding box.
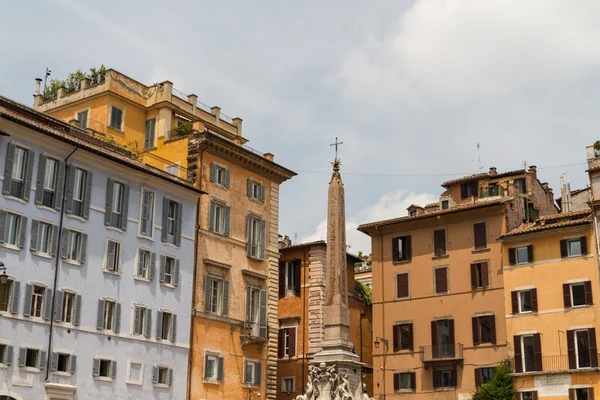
[500,210,598,400]
[34,69,296,400]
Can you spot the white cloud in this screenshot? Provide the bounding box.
[332,0,600,108]
[300,189,438,253]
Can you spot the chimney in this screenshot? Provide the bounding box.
[80,77,91,91]
[210,106,221,123]
[264,153,274,161]
[489,167,498,176]
[35,78,42,95]
[528,165,537,178]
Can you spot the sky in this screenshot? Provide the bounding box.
[1,0,599,253]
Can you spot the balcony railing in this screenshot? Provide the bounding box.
[420,344,464,363]
[516,355,600,374]
[479,185,505,198]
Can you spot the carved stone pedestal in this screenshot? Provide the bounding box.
[297,361,364,400]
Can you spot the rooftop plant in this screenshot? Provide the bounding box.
[43,65,107,100]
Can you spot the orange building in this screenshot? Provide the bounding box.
[33,70,296,400]
[358,166,557,399]
[276,240,373,399]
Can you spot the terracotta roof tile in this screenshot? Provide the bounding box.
[441,169,526,188]
[500,212,592,238]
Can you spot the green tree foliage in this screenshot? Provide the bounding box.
[472,363,515,400]
[44,65,107,100]
[354,281,372,305]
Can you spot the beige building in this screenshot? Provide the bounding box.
[358,166,557,399]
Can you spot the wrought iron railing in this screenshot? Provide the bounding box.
[516,355,600,373]
[172,87,189,102]
[420,344,464,362]
[479,185,505,198]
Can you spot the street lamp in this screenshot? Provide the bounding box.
[0,262,7,284]
[375,337,389,399]
[374,337,389,351]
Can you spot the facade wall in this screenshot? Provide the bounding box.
[0,118,196,399]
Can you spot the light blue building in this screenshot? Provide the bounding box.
[0,97,200,400]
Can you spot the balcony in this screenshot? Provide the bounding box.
[479,185,505,199]
[420,344,464,367]
[514,355,600,375]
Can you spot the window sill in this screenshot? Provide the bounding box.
[32,251,53,259]
[108,126,124,134]
[472,248,490,254]
[395,389,415,393]
[126,379,143,386]
[94,376,113,382]
[20,367,41,373]
[0,363,7,369]
[395,296,410,301]
[203,379,221,385]
[1,244,22,252]
[153,383,171,389]
[248,196,264,205]
[53,371,72,377]
[66,213,87,222]
[434,291,449,296]
[432,254,449,260]
[211,182,229,191]
[106,226,125,234]
[568,304,593,309]
[3,195,27,204]
[393,259,412,265]
[162,242,180,249]
[36,204,58,213]
[472,286,490,291]
[134,276,152,283]
[435,387,455,392]
[247,255,265,262]
[137,233,154,242]
[243,384,260,389]
[160,283,176,289]
[103,269,121,276]
[142,147,158,152]
[62,259,82,267]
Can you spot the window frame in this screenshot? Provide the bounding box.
[4,212,24,248]
[70,167,89,219]
[109,180,126,229]
[139,188,156,239]
[520,335,535,373]
[433,229,447,257]
[574,329,592,369]
[247,214,266,260]
[284,260,299,296]
[282,376,295,394]
[31,285,45,318]
[109,105,124,132]
[61,291,75,324]
[518,290,533,314]
[571,283,587,307]
[76,109,89,130]
[8,145,30,200]
[144,118,156,150]
[65,229,84,264]
[103,300,116,331]
[516,246,529,264]
[434,266,449,295]
[136,248,152,280]
[41,156,60,208]
[0,279,13,312]
[396,272,409,299]
[393,235,412,263]
[104,239,122,274]
[132,305,148,336]
[24,348,40,369]
[126,360,144,385]
[567,238,583,257]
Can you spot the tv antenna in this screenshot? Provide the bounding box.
[474,143,484,172]
[43,67,52,94]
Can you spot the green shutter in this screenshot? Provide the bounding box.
[35,155,47,205]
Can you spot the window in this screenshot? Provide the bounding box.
[93,358,116,379]
[569,388,594,400]
[31,220,56,255]
[520,392,537,400]
[210,163,230,187]
[561,236,588,258]
[106,180,128,229]
[488,183,501,197]
[160,256,178,286]
[61,292,75,323]
[393,372,415,391]
[279,260,300,297]
[514,334,541,373]
[244,360,261,386]
[409,210,417,217]
[566,328,599,370]
[396,273,409,299]
[2,212,25,248]
[434,267,448,294]
[209,200,230,236]
[30,285,45,318]
[36,156,60,208]
[0,279,13,312]
[109,106,123,130]
[514,178,526,195]
[433,229,446,257]
[524,202,539,222]
[204,276,230,316]
[162,198,182,245]
[247,179,265,202]
[393,323,413,352]
[393,235,412,262]
[246,287,267,338]
[475,367,495,386]
[511,289,538,314]
[154,365,172,386]
[133,305,149,337]
[23,348,40,368]
[137,249,154,280]
[282,377,295,393]
[564,282,593,308]
[278,327,297,358]
[461,181,478,199]
[77,110,88,129]
[127,361,143,385]
[96,299,121,332]
[104,240,121,273]
[472,315,496,345]
[157,311,176,341]
[4,144,32,200]
[473,222,487,250]
[63,229,86,263]
[470,262,489,289]
[204,353,224,382]
[68,167,90,218]
[103,300,116,331]
[247,215,266,259]
[441,200,449,210]
[433,369,456,388]
[144,119,156,150]
[0,344,13,366]
[575,330,592,369]
[139,189,155,238]
[432,319,454,358]
[509,245,533,265]
[51,352,74,373]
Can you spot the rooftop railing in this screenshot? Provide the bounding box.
[420,344,464,363]
[173,87,236,126]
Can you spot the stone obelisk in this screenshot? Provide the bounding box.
[306,143,363,400]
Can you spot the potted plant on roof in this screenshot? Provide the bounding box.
[594,140,600,157]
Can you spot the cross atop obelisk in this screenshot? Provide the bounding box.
[330,137,343,170]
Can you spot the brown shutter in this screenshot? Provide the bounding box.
[440,229,447,255]
[393,324,400,352]
[581,236,588,255]
[490,315,497,344]
[278,329,284,358]
[470,264,477,289]
[474,368,482,387]
[431,320,438,348]
[533,333,542,371]
[406,235,412,261]
[397,273,409,298]
[531,289,538,312]
[527,245,534,263]
[509,248,517,265]
[449,319,455,347]
[278,262,286,298]
[408,323,414,351]
[589,328,598,368]
[294,260,301,296]
[514,335,523,373]
[450,369,457,387]
[472,317,480,346]
[410,372,416,390]
[482,263,489,287]
[433,370,441,388]
[393,373,400,392]
[392,237,399,262]
[511,291,519,314]
[567,330,576,370]
[434,230,446,256]
[588,388,594,399]
[514,393,520,400]
[563,284,571,308]
[474,222,487,249]
[435,268,448,294]
[533,392,539,400]
[560,239,568,258]
[569,389,575,400]
[585,281,593,305]
[288,328,296,357]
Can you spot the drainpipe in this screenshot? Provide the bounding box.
[45,146,79,381]
[376,226,386,400]
[301,246,308,394]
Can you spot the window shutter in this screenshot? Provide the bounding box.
[83,170,93,219]
[23,149,34,202]
[259,220,266,260]
[145,308,152,338]
[141,190,149,233]
[529,289,537,313]
[133,307,141,334]
[170,314,177,342]
[289,327,296,357]
[224,169,230,188]
[393,373,400,391]
[278,262,286,298]
[217,357,224,381]
[10,280,20,314]
[224,206,231,237]
[472,317,480,346]
[54,161,65,210]
[204,276,212,312]
[159,256,166,283]
[78,233,87,263]
[259,289,268,338]
[392,237,399,262]
[168,368,173,386]
[5,345,13,365]
[175,202,183,246]
[92,358,100,376]
[111,360,117,379]
[294,260,301,296]
[35,155,47,205]
[450,369,457,387]
[54,290,64,322]
[431,320,438,349]
[18,347,26,367]
[509,248,516,265]
[407,324,414,351]
[161,197,169,242]
[588,388,595,400]
[410,372,416,390]
[210,163,216,182]
[563,284,571,308]
[278,329,284,358]
[255,362,262,385]
[106,241,116,271]
[527,245,534,263]
[448,319,455,347]
[397,273,408,298]
[569,390,576,400]
[121,184,129,230]
[156,311,163,339]
[533,333,542,371]
[51,352,58,371]
[435,268,448,294]
[153,366,159,383]
[96,299,105,329]
[18,216,27,249]
[474,368,482,387]
[174,259,180,286]
[105,179,114,226]
[490,315,496,344]
[246,286,251,323]
[470,264,477,289]
[589,328,598,368]
[433,370,441,388]
[0,211,6,243]
[61,228,69,259]
[514,336,523,373]
[392,325,400,352]
[65,165,75,215]
[246,216,253,256]
[23,284,33,317]
[585,281,593,305]
[483,263,490,287]
[511,291,519,314]
[30,220,39,252]
[405,235,412,261]
[259,183,265,202]
[567,330,576,369]
[74,294,82,326]
[38,350,47,370]
[2,143,15,195]
[50,225,59,257]
[581,236,588,255]
[114,302,121,333]
[474,222,486,249]
[69,354,77,374]
[560,239,568,258]
[244,361,251,384]
[150,252,156,280]
[209,201,216,232]
[222,280,230,317]
[247,179,253,197]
